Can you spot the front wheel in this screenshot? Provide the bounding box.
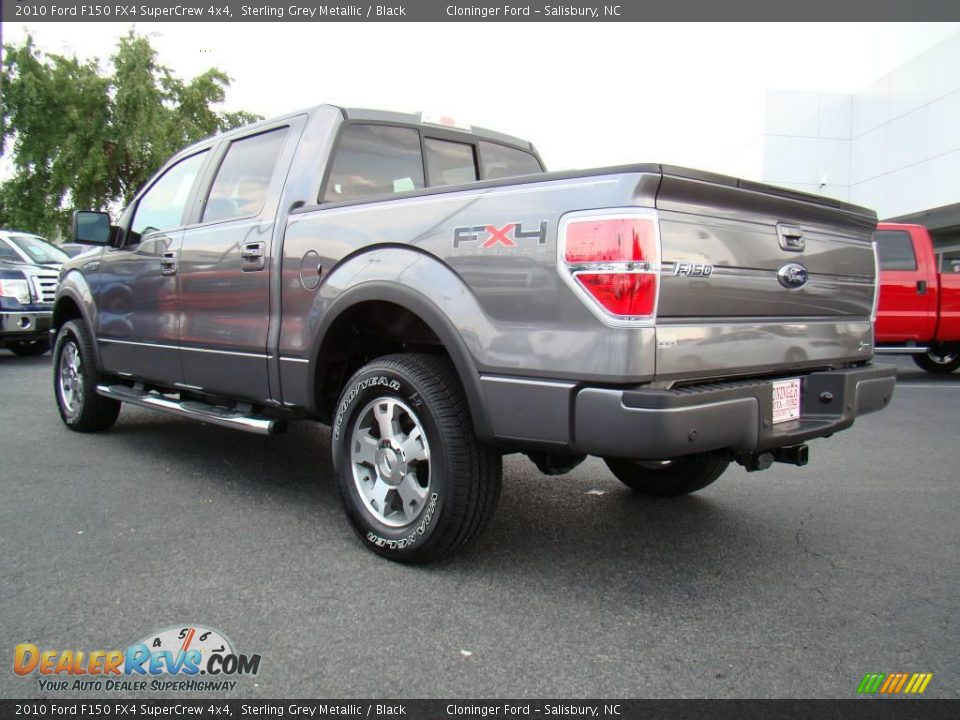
[53,320,121,432]
[604,452,730,497]
[912,346,960,374]
[7,338,50,356]
[331,353,502,563]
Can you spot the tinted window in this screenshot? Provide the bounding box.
[323,125,424,202]
[479,141,542,180]
[131,151,208,239]
[203,127,289,223]
[8,235,68,264]
[875,230,917,271]
[941,251,960,273]
[0,240,22,262]
[425,138,478,187]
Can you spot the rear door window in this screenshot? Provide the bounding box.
[323,125,425,202]
[479,141,543,180]
[202,127,289,223]
[874,230,918,271]
[424,138,478,187]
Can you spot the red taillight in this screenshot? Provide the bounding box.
[558,211,661,323]
[564,218,657,264]
[574,273,657,316]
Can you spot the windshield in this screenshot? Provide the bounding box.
[7,235,69,265]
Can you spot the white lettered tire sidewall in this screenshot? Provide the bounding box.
[332,360,453,560]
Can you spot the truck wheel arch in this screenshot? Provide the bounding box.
[52,276,102,371]
[307,282,494,443]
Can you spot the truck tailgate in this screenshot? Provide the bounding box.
[653,168,877,382]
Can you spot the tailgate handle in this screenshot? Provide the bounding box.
[777,224,805,252]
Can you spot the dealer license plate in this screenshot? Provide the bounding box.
[771,378,801,424]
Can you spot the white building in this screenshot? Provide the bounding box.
[721,31,960,269]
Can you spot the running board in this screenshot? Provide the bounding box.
[874,346,930,355]
[96,384,286,435]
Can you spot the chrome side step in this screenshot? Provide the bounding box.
[874,346,930,355]
[96,384,286,435]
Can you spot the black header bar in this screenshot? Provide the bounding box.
[4,0,960,22]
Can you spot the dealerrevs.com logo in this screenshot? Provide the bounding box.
[14,625,261,693]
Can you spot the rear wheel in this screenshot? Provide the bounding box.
[604,452,730,497]
[53,320,120,432]
[7,338,50,356]
[332,353,502,563]
[912,346,960,374]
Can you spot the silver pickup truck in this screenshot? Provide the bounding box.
[53,105,896,562]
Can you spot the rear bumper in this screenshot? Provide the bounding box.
[0,310,52,341]
[480,364,896,457]
[571,364,896,458]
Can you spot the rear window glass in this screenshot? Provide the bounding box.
[203,127,289,223]
[425,138,478,187]
[479,141,542,180]
[323,125,425,202]
[874,230,917,271]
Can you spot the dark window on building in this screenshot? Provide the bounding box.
[425,138,478,187]
[323,125,425,202]
[479,141,543,180]
[874,230,917,271]
[203,127,289,223]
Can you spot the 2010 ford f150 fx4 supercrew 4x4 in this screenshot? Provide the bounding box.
[53,105,896,562]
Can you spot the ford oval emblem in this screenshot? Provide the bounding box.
[777,262,808,289]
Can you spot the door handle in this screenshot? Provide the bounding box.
[241,241,266,272]
[917,280,927,295]
[160,251,178,276]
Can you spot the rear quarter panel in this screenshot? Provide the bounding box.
[277,171,663,406]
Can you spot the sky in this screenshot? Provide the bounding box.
[4,22,960,173]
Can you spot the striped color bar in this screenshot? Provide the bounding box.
[857,672,933,694]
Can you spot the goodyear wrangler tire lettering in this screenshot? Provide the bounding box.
[366,492,439,549]
[333,376,401,441]
[330,354,502,564]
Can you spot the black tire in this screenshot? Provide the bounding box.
[912,347,960,374]
[604,452,730,497]
[331,353,502,564]
[53,320,121,432]
[7,338,50,356]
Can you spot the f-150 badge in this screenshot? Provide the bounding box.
[673,262,713,277]
[453,221,547,250]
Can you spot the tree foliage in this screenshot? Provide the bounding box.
[0,32,260,238]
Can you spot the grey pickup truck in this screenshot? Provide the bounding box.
[54,105,896,562]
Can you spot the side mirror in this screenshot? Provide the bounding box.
[72,210,112,245]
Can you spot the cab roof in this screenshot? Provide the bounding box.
[177,104,536,157]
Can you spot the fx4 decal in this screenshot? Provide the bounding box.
[453,221,548,249]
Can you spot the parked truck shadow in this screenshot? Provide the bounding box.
[93,405,802,609]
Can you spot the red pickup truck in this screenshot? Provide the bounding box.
[874,222,960,373]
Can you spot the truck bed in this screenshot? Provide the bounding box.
[280,163,877,394]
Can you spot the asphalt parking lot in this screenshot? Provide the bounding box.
[0,352,957,699]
